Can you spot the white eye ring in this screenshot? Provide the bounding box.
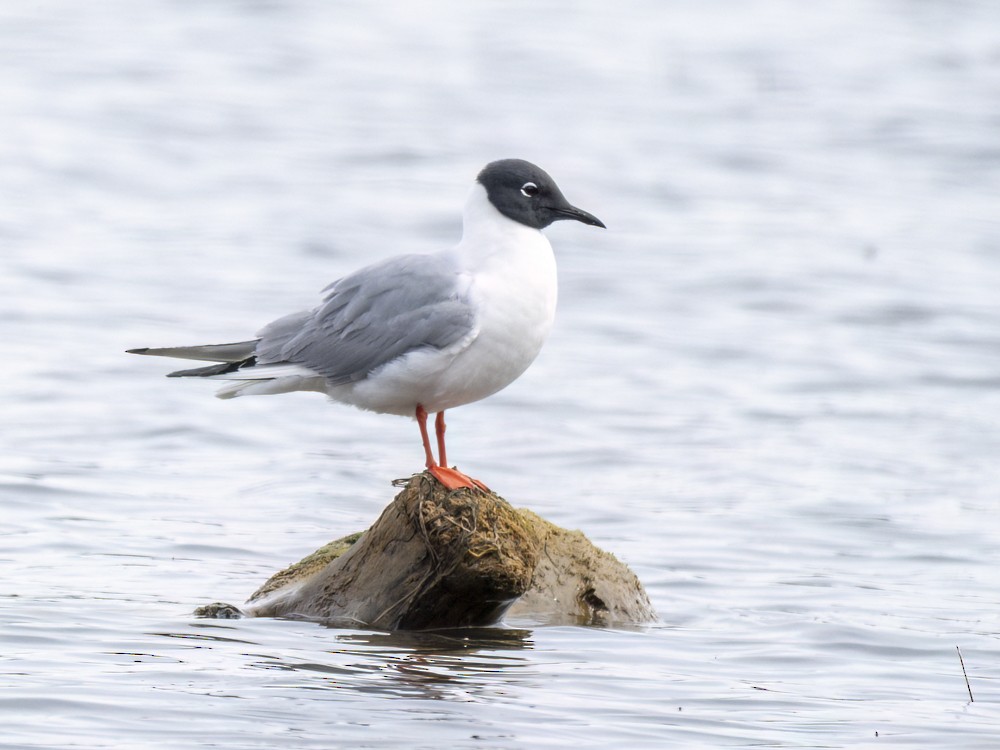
[520,182,539,198]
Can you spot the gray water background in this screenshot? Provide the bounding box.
[3,0,1000,747]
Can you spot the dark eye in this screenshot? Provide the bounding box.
[520,182,539,198]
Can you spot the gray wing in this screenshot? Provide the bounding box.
[258,253,475,385]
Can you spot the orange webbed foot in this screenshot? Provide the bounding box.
[428,465,491,492]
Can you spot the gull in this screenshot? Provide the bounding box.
[128,159,604,490]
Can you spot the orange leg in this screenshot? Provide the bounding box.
[414,404,489,492]
[435,411,448,468]
[415,404,437,469]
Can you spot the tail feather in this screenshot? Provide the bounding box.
[128,339,326,398]
[167,358,257,378]
[215,375,327,399]
[126,341,259,363]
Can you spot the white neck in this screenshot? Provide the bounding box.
[454,183,550,268]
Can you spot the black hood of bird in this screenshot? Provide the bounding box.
[477,159,606,230]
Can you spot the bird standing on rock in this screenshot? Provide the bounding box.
[129,159,605,490]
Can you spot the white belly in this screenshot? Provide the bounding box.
[329,221,558,417]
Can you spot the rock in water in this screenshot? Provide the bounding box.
[204,472,656,629]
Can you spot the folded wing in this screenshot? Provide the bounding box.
[129,253,477,396]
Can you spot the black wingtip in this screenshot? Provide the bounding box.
[126,347,149,355]
[166,357,257,379]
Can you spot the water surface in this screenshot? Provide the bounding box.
[3,1,1000,747]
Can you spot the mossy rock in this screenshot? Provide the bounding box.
[200,472,655,629]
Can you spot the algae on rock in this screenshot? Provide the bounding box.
[198,472,655,629]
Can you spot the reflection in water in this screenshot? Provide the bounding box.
[269,628,535,701]
[336,626,534,653]
[148,622,535,701]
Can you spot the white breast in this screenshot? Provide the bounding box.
[434,218,557,410]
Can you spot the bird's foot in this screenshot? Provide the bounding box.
[428,465,491,492]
